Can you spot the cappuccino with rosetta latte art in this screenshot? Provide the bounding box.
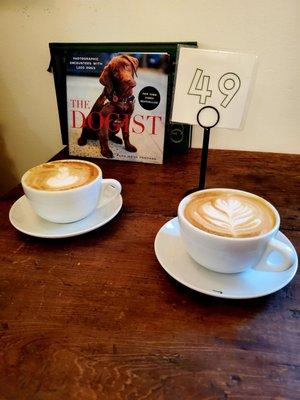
[184,190,276,238]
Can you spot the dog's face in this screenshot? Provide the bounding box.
[99,55,139,96]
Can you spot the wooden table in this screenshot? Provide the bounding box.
[0,148,299,400]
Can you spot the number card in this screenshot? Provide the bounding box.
[171,47,257,129]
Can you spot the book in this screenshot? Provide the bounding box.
[66,51,169,164]
[48,42,198,157]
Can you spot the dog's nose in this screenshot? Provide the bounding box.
[124,75,134,82]
[125,77,136,86]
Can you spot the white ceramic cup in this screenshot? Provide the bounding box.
[21,160,121,224]
[178,188,295,274]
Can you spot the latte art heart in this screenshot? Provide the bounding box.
[24,161,99,191]
[46,167,79,189]
[185,191,275,238]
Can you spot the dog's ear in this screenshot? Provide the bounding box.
[123,55,139,77]
[99,64,113,94]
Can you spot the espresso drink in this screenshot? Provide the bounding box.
[184,190,276,238]
[24,161,99,191]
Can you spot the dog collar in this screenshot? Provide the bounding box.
[111,93,135,103]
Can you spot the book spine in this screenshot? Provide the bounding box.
[165,122,192,156]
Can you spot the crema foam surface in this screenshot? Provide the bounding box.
[24,161,98,191]
[184,191,275,238]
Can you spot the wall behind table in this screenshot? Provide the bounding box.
[0,0,299,195]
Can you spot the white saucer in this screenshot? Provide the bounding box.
[9,194,122,239]
[154,218,298,299]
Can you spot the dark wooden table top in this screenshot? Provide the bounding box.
[0,148,299,400]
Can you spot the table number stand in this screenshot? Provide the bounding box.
[186,106,220,195]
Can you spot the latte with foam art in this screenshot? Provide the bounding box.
[184,191,276,238]
[24,160,99,191]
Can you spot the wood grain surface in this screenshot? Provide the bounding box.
[0,148,299,400]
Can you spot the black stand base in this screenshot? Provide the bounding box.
[184,187,200,196]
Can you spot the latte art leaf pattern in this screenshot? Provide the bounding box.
[201,198,262,237]
[184,191,275,238]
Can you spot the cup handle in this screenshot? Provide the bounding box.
[100,179,122,207]
[254,237,296,272]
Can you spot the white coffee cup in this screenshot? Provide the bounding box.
[21,159,121,223]
[178,188,295,273]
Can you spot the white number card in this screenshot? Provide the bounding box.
[171,47,257,129]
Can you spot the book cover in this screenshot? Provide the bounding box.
[66,51,170,164]
[49,42,197,156]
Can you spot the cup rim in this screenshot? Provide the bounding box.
[178,188,280,242]
[21,159,102,194]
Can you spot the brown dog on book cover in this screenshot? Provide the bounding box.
[77,55,139,158]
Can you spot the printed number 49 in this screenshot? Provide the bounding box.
[188,69,241,108]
